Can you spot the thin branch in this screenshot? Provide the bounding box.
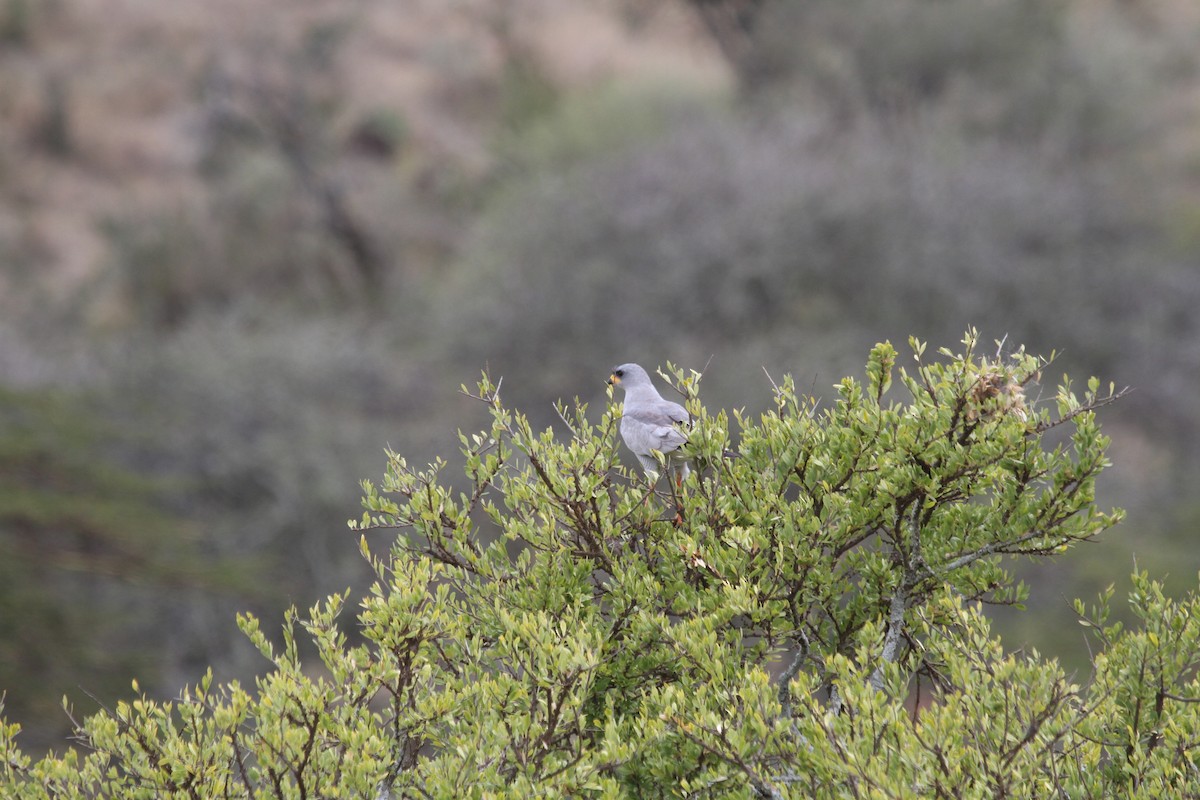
[994,333,1009,360]
[1160,691,1200,704]
[553,401,580,440]
[931,519,1087,579]
[762,364,781,396]
[667,714,785,800]
[459,375,504,405]
[1032,386,1132,434]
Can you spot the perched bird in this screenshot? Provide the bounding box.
[607,363,691,484]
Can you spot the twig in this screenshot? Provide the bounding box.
[1032,386,1131,434]
[553,401,580,440]
[762,365,780,395]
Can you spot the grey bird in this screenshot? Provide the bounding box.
[607,363,691,484]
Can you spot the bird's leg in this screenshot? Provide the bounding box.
[641,472,658,506]
[667,469,685,526]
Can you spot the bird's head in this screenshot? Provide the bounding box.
[607,363,651,390]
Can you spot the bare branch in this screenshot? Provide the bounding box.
[777,633,809,718]
[762,364,781,396]
[870,585,909,693]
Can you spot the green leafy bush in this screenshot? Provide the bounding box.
[4,334,1198,798]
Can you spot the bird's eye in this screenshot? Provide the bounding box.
[614,369,624,377]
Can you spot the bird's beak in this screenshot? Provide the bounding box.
[607,373,620,386]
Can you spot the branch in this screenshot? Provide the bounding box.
[937,541,1006,575]
[761,364,781,396]
[869,502,922,693]
[870,584,908,693]
[1031,386,1131,435]
[933,523,1075,578]
[777,633,809,719]
[1160,691,1200,704]
[667,714,784,800]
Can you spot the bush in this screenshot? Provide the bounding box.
[0,313,446,753]
[5,333,1196,798]
[736,0,1152,157]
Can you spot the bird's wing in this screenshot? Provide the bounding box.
[621,401,690,456]
[629,396,689,425]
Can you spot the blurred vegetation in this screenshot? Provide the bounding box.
[0,0,41,47]
[0,386,239,749]
[1,0,1199,757]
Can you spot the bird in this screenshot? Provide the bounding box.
[607,363,691,484]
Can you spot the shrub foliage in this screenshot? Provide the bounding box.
[3,333,1198,798]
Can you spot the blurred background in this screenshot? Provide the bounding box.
[2,0,1199,755]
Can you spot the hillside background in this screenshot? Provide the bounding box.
[2,0,1199,754]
